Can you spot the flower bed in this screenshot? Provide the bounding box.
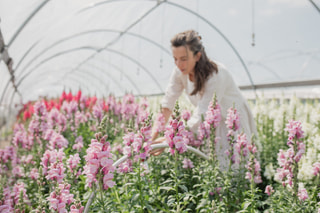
[0,91,319,212]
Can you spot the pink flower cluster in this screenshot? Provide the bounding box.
[153,113,166,134]
[83,133,115,190]
[43,129,69,150]
[265,185,274,196]
[47,183,79,212]
[285,120,304,145]
[12,182,29,206]
[181,110,191,122]
[198,99,222,141]
[41,149,65,175]
[275,120,305,188]
[225,106,240,137]
[0,186,14,211]
[120,122,153,173]
[46,161,66,183]
[312,162,320,176]
[182,158,194,169]
[67,153,81,175]
[235,133,249,158]
[297,187,308,201]
[165,118,189,155]
[72,136,84,152]
[12,124,33,150]
[245,140,262,183]
[205,100,221,129]
[0,182,30,210]
[245,158,262,184]
[47,108,67,132]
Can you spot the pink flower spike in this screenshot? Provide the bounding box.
[265,185,274,196]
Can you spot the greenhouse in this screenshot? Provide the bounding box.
[0,0,320,212]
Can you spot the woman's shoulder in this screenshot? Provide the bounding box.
[210,61,231,79]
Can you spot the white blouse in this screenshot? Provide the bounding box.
[161,62,258,168]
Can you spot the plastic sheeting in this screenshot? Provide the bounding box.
[0,0,320,110]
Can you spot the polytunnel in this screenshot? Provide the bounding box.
[2,1,320,212]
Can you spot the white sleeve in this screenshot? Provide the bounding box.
[161,68,184,110]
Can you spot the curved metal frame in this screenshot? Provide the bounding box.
[7,0,51,47]
[16,46,163,91]
[19,67,119,98]
[15,29,170,76]
[85,62,141,94]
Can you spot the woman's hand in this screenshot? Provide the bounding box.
[150,137,166,156]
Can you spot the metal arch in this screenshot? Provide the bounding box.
[100,48,163,91]
[72,67,125,94]
[85,62,141,94]
[77,0,141,14]
[165,1,256,91]
[8,0,51,47]
[16,46,163,93]
[247,61,282,80]
[67,0,164,86]
[19,74,94,103]
[15,29,170,76]
[0,79,14,106]
[18,66,120,96]
[64,47,163,92]
[15,46,97,88]
[88,57,141,93]
[309,0,320,14]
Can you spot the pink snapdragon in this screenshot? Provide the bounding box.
[83,133,115,189]
[298,187,308,201]
[47,183,75,212]
[67,153,81,173]
[182,158,194,169]
[12,125,33,150]
[41,149,65,175]
[43,129,69,150]
[92,101,104,122]
[73,136,84,151]
[225,106,240,133]
[235,133,249,158]
[205,100,221,129]
[153,113,166,134]
[61,100,78,119]
[165,119,189,155]
[312,162,320,176]
[30,168,39,180]
[265,185,274,196]
[181,110,191,121]
[285,119,304,145]
[12,182,29,206]
[275,120,306,199]
[46,161,66,183]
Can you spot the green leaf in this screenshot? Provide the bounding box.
[161,179,174,185]
[179,185,188,192]
[131,193,140,202]
[159,186,174,192]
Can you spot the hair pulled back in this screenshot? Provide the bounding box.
[171,30,218,96]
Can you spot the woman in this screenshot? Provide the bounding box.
[151,30,258,168]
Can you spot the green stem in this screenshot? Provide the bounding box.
[138,163,144,212]
[174,152,180,212]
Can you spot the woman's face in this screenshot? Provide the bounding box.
[172,46,198,76]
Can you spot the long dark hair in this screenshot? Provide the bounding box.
[171,30,218,96]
